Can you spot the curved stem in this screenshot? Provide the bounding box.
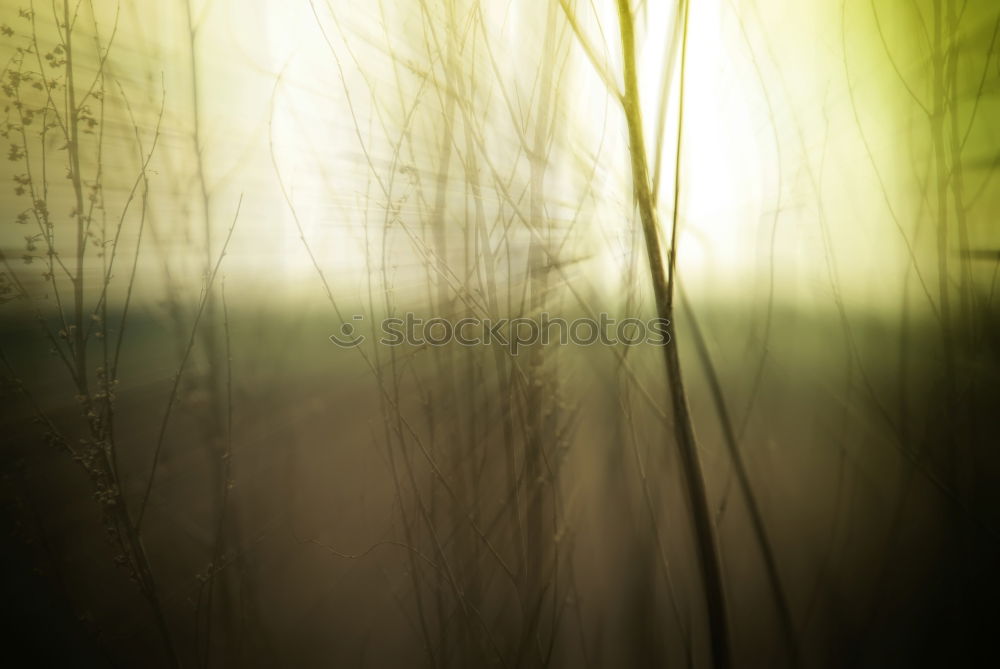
[614,1,731,666]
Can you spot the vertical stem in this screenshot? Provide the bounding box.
[185,2,240,655]
[615,1,731,666]
[931,0,958,476]
[63,0,88,396]
[945,0,972,334]
[185,0,213,264]
[524,0,559,624]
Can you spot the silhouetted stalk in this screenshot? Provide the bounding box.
[614,1,731,666]
[930,0,959,477]
[198,277,235,668]
[135,196,242,529]
[944,1,973,337]
[181,2,241,648]
[519,4,559,664]
[424,4,464,658]
[678,283,800,666]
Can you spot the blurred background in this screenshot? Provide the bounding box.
[1,0,998,666]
